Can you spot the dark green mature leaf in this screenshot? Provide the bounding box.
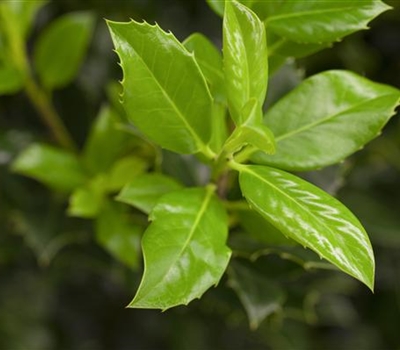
[183,33,225,102]
[264,0,390,44]
[116,173,183,214]
[82,106,134,174]
[223,1,268,124]
[233,163,375,290]
[12,143,87,192]
[34,12,95,90]
[107,20,214,156]
[255,70,400,171]
[96,203,141,269]
[129,186,231,309]
[228,261,285,330]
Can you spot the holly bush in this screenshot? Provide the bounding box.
[1,0,400,348]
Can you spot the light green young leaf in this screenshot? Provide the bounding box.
[34,12,95,90]
[129,186,231,309]
[116,173,183,214]
[234,163,375,290]
[254,70,400,171]
[206,0,256,16]
[183,33,225,102]
[223,0,268,124]
[68,175,108,218]
[107,20,214,156]
[82,106,135,174]
[182,33,228,152]
[264,0,390,44]
[12,143,86,192]
[224,99,275,155]
[0,0,48,39]
[96,203,141,269]
[106,156,148,191]
[228,262,285,330]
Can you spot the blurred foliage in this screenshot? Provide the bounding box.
[0,0,400,349]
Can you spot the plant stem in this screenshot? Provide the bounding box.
[0,5,77,151]
[24,78,77,151]
[233,145,256,163]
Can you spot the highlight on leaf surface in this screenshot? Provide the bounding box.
[254,70,400,171]
[232,163,375,290]
[223,0,268,125]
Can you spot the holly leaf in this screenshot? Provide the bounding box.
[116,173,183,214]
[107,20,213,156]
[183,33,225,102]
[12,143,86,192]
[264,0,390,44]
[224,99,275,155]
[223,0,268,124]
[129,186,231,309]
[82,106,135,174]
[255,70,400,171]
[234,163,375,290]
[33,12,95,90]
[96,203,141,269]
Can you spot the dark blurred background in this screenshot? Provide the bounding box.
[0,1,400,349]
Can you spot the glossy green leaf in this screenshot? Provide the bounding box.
[107,20,214,156]
[68,175,107,218]
[0,66,24,95]
[206,0,225,15]
[264,0,390,44]
[255,70,400,171]
[34,12,95,90]
[106,156,147,191]
[96,203,141,268]
[209,102,228,153]
[269,37,330,59]
[223,1,268,124]
[183,33,225,102]
[129,186,231,309]
[228,262,285,330]
[12,143,87,192]
[234,163,375,290]
[206,0,256,16]
[82,106,135,174]
[236,208,294,246]
[224,99,275,155]
[116,173,183,214]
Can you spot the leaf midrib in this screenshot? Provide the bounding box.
[137,188,214,302]
[275,93,397,142]
[123,38,207,150]
[265,6,368,25]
